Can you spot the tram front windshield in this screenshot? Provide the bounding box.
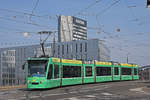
[28,60,48,77]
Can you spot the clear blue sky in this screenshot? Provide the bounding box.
[0,0,150,66]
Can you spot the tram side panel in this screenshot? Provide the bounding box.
[95,62,113,83]
[61,60,82,86]
[120,64,133,81]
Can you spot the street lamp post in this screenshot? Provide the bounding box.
[127,53,129,63]
[53,32,56,57]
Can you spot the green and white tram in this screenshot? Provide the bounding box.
[26,57,139,89]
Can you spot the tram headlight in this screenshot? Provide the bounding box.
[40,80,45,84]
[28,80,31,84]
[40,81,42,84]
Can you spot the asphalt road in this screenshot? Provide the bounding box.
[1,80,150,100]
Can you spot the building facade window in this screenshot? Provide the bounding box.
[76,44,78,53]
[85,42,87,52]
[80,43,82,52]
[67,44,69,54]
[62,45,64,55]
[58,45,60,56]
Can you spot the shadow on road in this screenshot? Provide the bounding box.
[18,87,60,92]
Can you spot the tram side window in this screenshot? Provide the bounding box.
[47,64,53,79]
[122,68,131,75]
[86,66,92,77]
[54,64,59,78]
[114,67,119,75]
[134,68,137,75]
[96,67,111,76]
[63,66,81,78]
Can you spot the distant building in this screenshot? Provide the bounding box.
[0,45,51,86]
[53,39,110,61]
[139,65,150,80]
[34,47,51,57]
[0,50,16,86]
[58,16,87,42]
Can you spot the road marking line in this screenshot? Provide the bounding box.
[41,86,110,98]
[30,95,40,99]
[83,85,108,90]
[85,95,96,98]
[68,97,80,100]
[69,91,78,94]
[42,93,68,97]
[19,97,26,100]
[129,87,150,95]
[130,87,143,92]
[101,92,112,96]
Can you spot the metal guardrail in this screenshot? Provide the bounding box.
[0,85,26,90]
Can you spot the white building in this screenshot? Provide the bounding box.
[53,39,110,61]
[58,16,87,42]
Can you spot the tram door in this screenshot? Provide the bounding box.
[53,64,61,87]
[112,62,120,81]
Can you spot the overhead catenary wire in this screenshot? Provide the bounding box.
[95,0,121,35]
[0,25,27,32]
[0,41,38,46]
[123,0,150,26]
[0,7,57,32]
[75,0,103,16]
[0,40,54,47]
[0,8,42,18]
[0,16,53,29]
[0,8,57,20]
[29,0,40,23]
[96,0,121,17]
[123,0,140,25]
[0,1,148,46]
